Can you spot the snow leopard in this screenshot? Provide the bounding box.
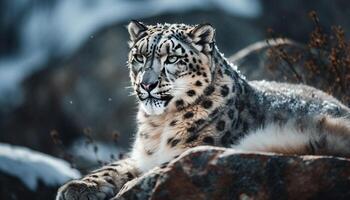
[56,21,350,200]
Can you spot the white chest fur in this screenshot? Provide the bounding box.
[130,125,185,173]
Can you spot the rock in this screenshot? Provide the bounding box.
[116,146,350,200]
[229,38,350,106]
[229,38,300,81]
[229,38,315,83]
[0,171,58,200]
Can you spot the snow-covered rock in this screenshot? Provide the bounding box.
[0,143,81,199]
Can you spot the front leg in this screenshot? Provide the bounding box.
[56,158,140,200]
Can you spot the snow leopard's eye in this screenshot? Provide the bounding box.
[165,55,179,64]
[134,54,145,63]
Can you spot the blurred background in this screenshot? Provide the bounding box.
[0,0,350,198]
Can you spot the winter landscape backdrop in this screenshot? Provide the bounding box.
[0,0,350,199]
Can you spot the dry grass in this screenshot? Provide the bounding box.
[267,11,350,106]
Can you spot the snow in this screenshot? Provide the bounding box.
[0,143,81,191]
[0,0,262,106]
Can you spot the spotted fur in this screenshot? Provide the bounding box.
[57,21,350,200]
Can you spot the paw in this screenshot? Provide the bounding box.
[56,178,116,200]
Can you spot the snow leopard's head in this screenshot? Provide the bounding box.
[127,21,215,115]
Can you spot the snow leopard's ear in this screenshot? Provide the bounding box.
[128,20,148,42]
[189,23,215,52]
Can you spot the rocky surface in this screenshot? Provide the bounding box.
[116,147,350,200]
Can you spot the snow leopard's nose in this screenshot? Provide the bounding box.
[141,81,158,92]
[141,68,159,92]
